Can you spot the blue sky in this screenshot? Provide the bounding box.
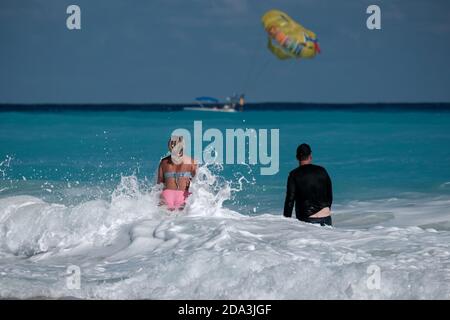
[0,0,449,103]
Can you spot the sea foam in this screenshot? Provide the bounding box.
[0,166,449,299]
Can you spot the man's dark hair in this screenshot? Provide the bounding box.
[296,143,312,161]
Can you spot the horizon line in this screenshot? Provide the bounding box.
[1,101,450,106]
[2,102,450,113]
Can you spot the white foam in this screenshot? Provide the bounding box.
[334,196,450,230]
[0,166,449,299]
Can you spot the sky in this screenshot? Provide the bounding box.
[0,0,449,104]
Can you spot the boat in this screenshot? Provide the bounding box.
[183,106,237,112]
[183,95,244,112]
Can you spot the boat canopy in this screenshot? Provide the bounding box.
[195,96,219,103]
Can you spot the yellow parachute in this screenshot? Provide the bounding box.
[261,9,320,60]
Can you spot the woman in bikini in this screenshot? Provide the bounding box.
[157,136,197,210]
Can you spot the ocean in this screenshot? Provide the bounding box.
[1,107,450,299]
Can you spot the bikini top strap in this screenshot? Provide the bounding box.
[163,171,192,179]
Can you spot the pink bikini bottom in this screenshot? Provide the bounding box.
[161,189,190,210]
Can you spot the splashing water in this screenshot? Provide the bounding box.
[0,155,13,179]
[0,165,449,299]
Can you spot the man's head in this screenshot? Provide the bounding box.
[296,143,312,165]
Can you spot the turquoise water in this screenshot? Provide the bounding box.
[1,110,450,212]
[1,109,450,299]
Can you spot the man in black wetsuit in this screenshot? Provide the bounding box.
[283,143,333,226]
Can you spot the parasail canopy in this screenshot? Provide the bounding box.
[261,9,320,60]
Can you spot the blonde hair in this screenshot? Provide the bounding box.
[169,136,184,164]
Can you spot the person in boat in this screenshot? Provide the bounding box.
[283,143,333,226]
[157,136,197,210]
[239,94,245,111]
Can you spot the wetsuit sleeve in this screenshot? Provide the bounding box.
[283,172,296,217]
[325,170,333,208]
